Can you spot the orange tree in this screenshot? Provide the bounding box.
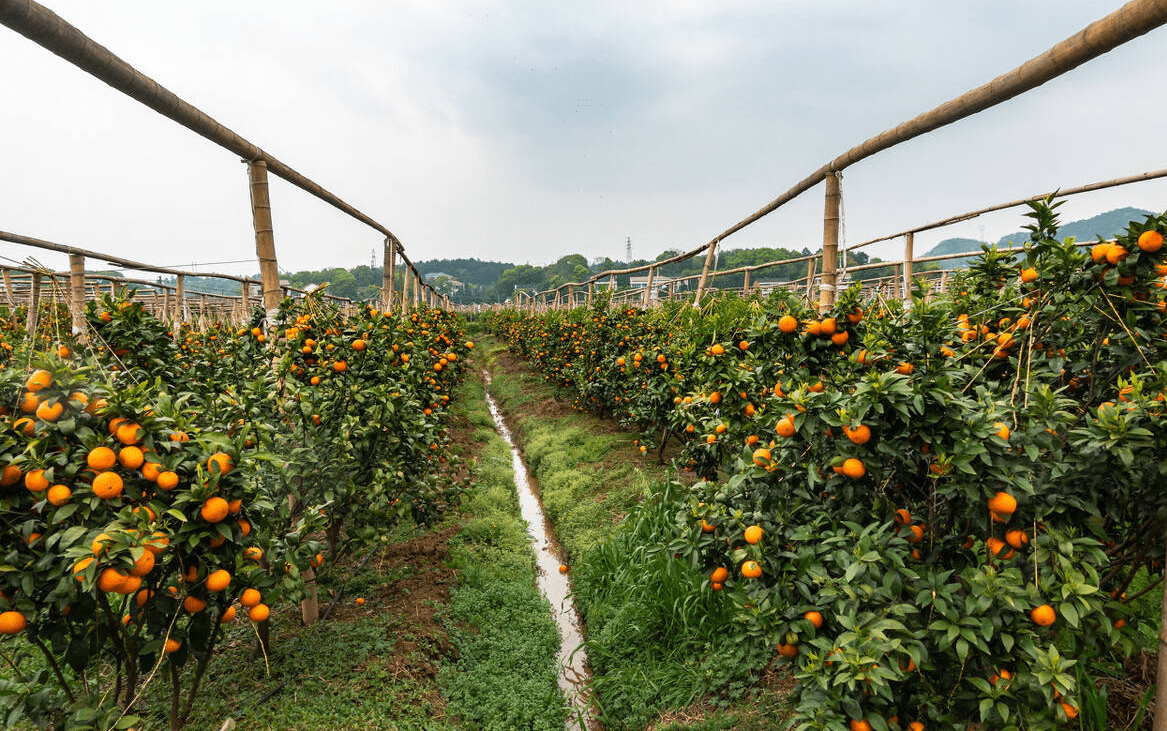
[1,292,472,730]
[486,200,1167,730]
[263,294,472,555]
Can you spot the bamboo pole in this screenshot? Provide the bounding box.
[69,254,85,341]
[240,279,250,313]
[902,232,915,302]
[819,173,841,311]
[643,267,655,308]
[247,161,282,313]
[587,281,594,307]
[805,259,816,304]
[1,269,12,310]
[175,275,185,323]
[162,288,170,322]
[25,273,40,335]
[382,238,395,312]
[692,243,717,307]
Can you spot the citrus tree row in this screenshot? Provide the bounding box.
[0,290,472,731]
[486,201,1167,731]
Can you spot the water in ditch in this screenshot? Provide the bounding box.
[482,375,596,731]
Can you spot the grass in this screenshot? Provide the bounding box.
[480,335,792,731]
[1,369,568,731]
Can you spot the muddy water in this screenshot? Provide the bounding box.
[482,376,596,731]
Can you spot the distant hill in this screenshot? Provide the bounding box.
[923,207,1156,268]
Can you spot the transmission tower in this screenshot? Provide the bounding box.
[625,236,632,262]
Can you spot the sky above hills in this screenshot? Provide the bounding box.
[1,1,1166,280]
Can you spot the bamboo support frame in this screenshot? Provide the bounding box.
[68,254,85,340]
[819,173,841,311]
[902,232,914,302]
[25,273,40,335]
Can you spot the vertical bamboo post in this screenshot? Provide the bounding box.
[414,272,421,308]
[587,281,594,307]
[382,238,395,312]
[643,267,655,307]
[2,269,12,311]
[25,273,41,336]
[742,268,751,296]
[175,275,185,323]
[804,258,816,303]
[162,288,170,322]
[568,285,575,309]
[902,232,914,303]
[940,270,949,293]
[241,279,250,314]
[247,160,283,314]
[819,172,841,311]
[69,255,86,341]
[692,242,718,307]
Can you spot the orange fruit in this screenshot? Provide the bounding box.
[740,560,762,578]
[775,417,796,438]
[24,469,50,492]
[35,400,64,422]
[135,588,153,607]
[987,491,1017,517]
[1138,229,1164,252]
[92,472,124,499]
[804,610,824,629]
[744,525,763,545]
[1060,702,1078,719]
[776,642,798,658]
[73,556,95,580]
[206,452,233,475]
[843,424,871,445]
[25,369,52,392]
[156,471,179,490]
[0,464,22,486]
[355,597,366,606]
[129,550,155,577]
[118,446,145,469]
[1005,529,1029,549]
[907,524,925,543]
[558,564,568,574]
[248,603,270,622]
[97,568,128,593]
[993,422,1010,441]
[205,569,231,592]
[144,531,170,555]
[1020,267,1038,283]
[115,422,143,445]
[849,719,872,731]
[221,605,237,622]
[87,447,117,471]
[46,484,71,506]
[778,315,798,333]
[183,596,207,613]
[752,448,771,467]
[841,458,865,479]
[0,611,27,635]
[893,508,911,525]
[244,546,264,561]
[1031,604,1056,626]
[200,497,230,523]
[164,638,181,654]
[710,567,729,584]
[895,362,914,375]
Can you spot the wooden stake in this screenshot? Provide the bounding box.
[643,267,655,307]
[742,268,751,296]
[902,232,914,302]
[587,281,594,307]
[805,258,816,303]
[819,173,841,311]
[248,160,282,313]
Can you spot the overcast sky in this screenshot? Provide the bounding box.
[1,1,1165,281]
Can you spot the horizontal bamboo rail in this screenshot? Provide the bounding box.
[511,0,1167,310]
[0,0,440,306]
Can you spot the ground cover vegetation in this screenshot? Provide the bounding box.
[0,291,477,730]
[485,200,1167,731]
